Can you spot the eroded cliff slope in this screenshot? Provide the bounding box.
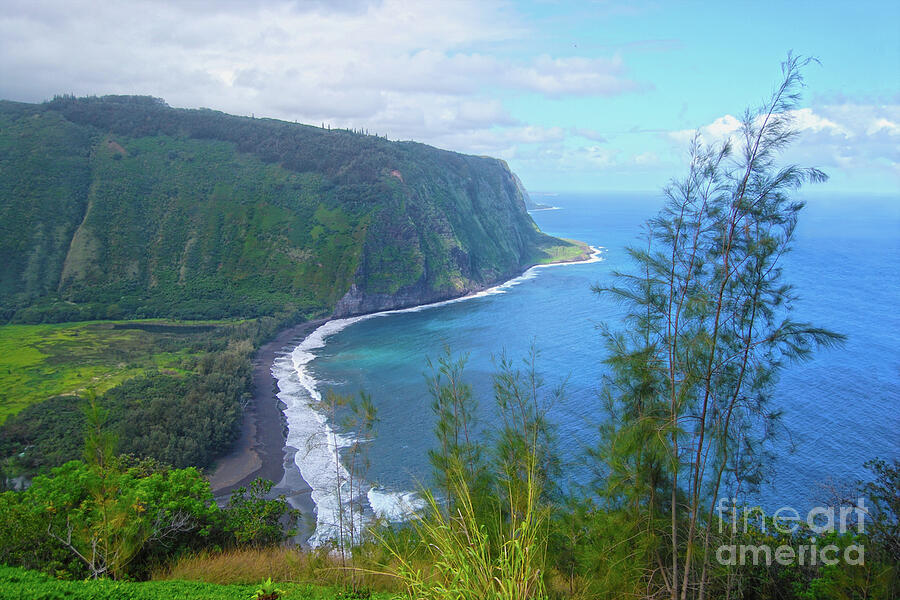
[0,95,575,323]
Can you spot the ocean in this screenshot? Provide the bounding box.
[273,192,900,545]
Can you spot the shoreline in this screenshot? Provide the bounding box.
[207,242,601,542]
[208,318,328,540]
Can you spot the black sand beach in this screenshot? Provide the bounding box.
[205,242,598,544]
[208,318,328,542]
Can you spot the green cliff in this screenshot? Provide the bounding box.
[0,95,576,323]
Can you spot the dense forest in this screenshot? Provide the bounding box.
[0,318,279,474]
[0,94,575,324]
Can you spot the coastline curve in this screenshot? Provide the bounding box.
[279,244,605,545]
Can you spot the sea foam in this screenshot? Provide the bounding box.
[275,247,606,546]
[368,488,426,522]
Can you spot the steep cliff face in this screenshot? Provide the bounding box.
[0,96,572,323]
[333,151,550,316]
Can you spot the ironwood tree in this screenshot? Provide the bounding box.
[594,54,844,600]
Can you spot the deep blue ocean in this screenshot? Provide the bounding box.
[284,192,899,538]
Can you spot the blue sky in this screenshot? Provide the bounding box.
[500,1,899,193]
[1,0,897,193]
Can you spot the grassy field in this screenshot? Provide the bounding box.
[0,565,396,600]
[0,320,224,423]
[533,237,593,265]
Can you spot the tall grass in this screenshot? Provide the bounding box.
[369,348,553,599]
[379,456,549,600]
[155,547,306,584]
[154,546,396,591]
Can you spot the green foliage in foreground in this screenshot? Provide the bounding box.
[0,428,298,581]
[4,61,896,600]
[0,566,392,600]
[375,349,556,599]
[375,349,899,600]
[227,479,301,549]
[0,351,896,599]
[584,55,846,599]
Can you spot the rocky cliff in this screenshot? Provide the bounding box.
[0,95,576,323]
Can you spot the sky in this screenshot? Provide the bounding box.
[1,0,898,194]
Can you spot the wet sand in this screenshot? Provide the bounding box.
[208,318,328,542]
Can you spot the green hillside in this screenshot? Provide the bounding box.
[0,95,575,324]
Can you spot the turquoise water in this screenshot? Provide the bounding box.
[296,192,900,520]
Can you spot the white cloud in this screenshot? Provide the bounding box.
[503,54,644,97]
[5,1,890,194]
[571,128,609,142]
[667,114,742,146]
[867,118,900,136]
[789,108,851,136]
[0,0,644,157]
[633,151,660,165]
[426,125,567,157]
[664,103,900,187]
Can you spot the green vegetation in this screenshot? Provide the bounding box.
[0,566,393,600]
[377,348,898,599]
[0,408,298,582]
[531,238,590,265]
[253,577,286,600]
[3,58,892,600]
[0,91,579,475]
[378,349,555,599]
[0,352,895,599]
[226,479,301,549]
[585,54,846,599]
[0,317,281,473]
[0,320,220,422]
[1,94,562,324]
